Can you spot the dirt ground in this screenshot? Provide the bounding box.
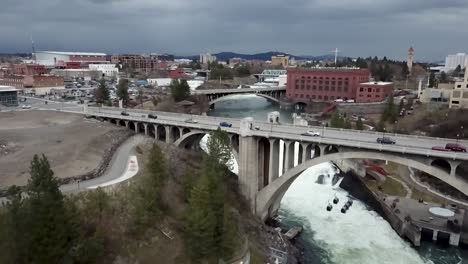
[0,110,125,188]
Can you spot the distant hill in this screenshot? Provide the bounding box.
[176,51,347,62]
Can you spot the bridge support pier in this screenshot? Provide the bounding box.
[449,161,461,177]
[153,124,158,140]
[238,136,261,210]
[143,123,148,136]
[124,121,129,129]
[134,122,139,133]
[283,141,295,173]
[268,139,280,183]
[165,126,174,144]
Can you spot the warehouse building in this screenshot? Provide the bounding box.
[0,85,18,106]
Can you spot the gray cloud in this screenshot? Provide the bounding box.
[1,0,467,60]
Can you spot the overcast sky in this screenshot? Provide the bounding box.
[1,0,467,61]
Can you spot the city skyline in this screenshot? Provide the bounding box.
[1,0,468,61]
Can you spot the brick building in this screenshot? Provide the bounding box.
[356,82,394,103]
[13,64,48,75]
[0,75,64,88]
[286,68,370,102]
[111,54,161,72]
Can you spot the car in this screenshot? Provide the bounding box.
[185,118,198,123]
[377,137,396,144]
[432,146,450,152]
[219,121,232,128]
[445,143,466,152]
[121,112,129,116]
[21,105,31,109]
[301,130,321,137]
[148,114,157,119]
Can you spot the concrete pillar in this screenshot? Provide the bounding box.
[449,161,461,177]
[284,141,295,172]
[153,124,158,140]
[268,139,280,183]
[301,143,309,164]
[165,126,174,144]
[258,139,266,188]
[143,123,148,136]
[319,144,326,156]
[449,233,461,246]
[134,122,139,133]
[432,230,438,241]
[298,145,303,166]
[238,136,260,211]
[179,127,184,137]
[124,120,129,128]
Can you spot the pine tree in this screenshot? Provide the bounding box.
[95,78,110,105]
[26,154,74,263]
[133,144,168,227]
[116,78,130,106]
[186,173,218,260]
[170,79,191,102]
[356,117,364,130]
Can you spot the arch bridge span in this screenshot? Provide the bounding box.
[86,106,468,221]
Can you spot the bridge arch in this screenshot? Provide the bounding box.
[256,151,468,221]
[208,93,280,106]
[118,119,126,127]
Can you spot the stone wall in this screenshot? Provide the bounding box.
[336,101,387,115]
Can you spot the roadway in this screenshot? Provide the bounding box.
[88,106,468,161]
[0,135,148,204]
[192,86,286,95]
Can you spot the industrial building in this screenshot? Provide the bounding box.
[200,53,217,64]
[356,82,394,103]
[0,74,64,89]
[88,64,119,77]
[0,85,18,106]
[271,55,289,67]
[286,67,370,102]
[34,51,107,67]
[449,66,468,108]
[111,54,161,73]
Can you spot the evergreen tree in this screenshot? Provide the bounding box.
[134,144,168,227]
[116,78,130,106]
[330,111,344,128]
[95,78,110,105]
[440,71,448,83]
[356,117,364,130]
[26,154,75,263]
[170,79,191,102]
[186,172,218,260]
[453,65,462,77]
[429,72,436,87]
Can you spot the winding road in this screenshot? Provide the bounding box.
[0,135,149,204]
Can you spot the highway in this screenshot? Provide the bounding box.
[88,106,468,161]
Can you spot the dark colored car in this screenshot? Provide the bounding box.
[219,121,232,128]
[445,143,466,152]
[148,114,157,119]
[121,111,129,116]
[377,137,396,144]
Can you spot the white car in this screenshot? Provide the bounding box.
[185,118,198,124]
[22,105,31,109]
[302,130,321,137]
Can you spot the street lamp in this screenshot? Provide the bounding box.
[394,121,398,134]
[383,127,386,138]
[461,126,464,140]
[457,134,460,144]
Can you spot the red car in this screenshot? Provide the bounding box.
[432,146,449,152]
[445,143,467,152]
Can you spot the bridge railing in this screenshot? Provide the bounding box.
[87,107,468,161]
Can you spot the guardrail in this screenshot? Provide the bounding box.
[87,109,468,161]
[192,87,286,95]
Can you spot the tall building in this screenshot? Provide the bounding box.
[111,54,161,73]
[286,67,370,102]
[407,47,414,75]
[445,53,468,71]
[449,66,468,108]
[271,55,289,67]
[200,53,217,64]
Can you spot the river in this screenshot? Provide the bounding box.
[208,94,467,264]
